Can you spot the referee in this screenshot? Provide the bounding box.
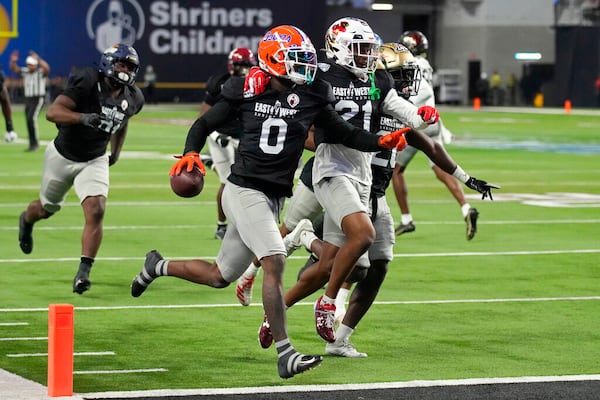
[10,50,50,151]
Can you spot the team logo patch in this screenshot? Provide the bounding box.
[287,93,300,108]
[318,62,331,72]
[121,99,129,111]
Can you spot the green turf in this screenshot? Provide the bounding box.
[0,105,599,392]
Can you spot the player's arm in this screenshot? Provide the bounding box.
[405,129,500,200]
[304,126,317,151]
[315,105,408,151]
[183,98,233,154]
[171,101,232,177]
[9,51,20,74]
[109,122,128,166]
[46,94,84,125]
[382,89,437,129]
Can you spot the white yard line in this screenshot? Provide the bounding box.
[1,219,599,232]
[1,296,598,313]
[6,352,115,358]
[0,248,598,264]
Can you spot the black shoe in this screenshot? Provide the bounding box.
[73,264,92,295]
[25,144,39,152]
[214,223,227,240]
[18,212,33,254]
[278,353,323,379]
[395,221,415,236]
[465,208,479,240]
[131,250,164,297]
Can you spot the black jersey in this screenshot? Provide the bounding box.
[371,114,406,198]
[53,67,144,162]
[203,72,243,139]
[183,76,384,198]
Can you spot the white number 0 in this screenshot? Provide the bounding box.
[260,118,287,154]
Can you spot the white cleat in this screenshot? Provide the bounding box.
[283,218,314,256]
[326,339,367,358]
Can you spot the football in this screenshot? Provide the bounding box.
[170,166,204,198]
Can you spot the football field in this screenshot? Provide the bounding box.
[1,105,599,399]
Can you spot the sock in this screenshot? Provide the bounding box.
[276,339,303,374]
[401,213,413,225]
[217,220,227,227]
[6,120,13,132]
[336,287,349,309]
[321,294,335,305]
[300,231,318,252]
[77,257,94,277]
[335,323,354,343]
[155,259,169,276]
[461,203,471,218]
[244,263,259,279]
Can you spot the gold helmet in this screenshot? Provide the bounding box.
[378,42,421,98]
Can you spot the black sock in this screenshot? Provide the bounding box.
[78,257,94,275]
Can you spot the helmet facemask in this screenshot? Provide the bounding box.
[379,42,422,98]
[388,64,421,98]
[263,32,317,85]
[99,44,140,87]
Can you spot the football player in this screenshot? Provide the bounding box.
[258,42,499,356]
[17,44,144,294]
[130,25,410,379]
[297,17,437,344]
[395,30,478,239]
[200,47,257,240]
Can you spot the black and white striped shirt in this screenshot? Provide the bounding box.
[20,67,46,98]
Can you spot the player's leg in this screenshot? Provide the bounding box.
[19,141,70,254]
[236,181,320,306]
[313,176,373,343]
[206,132,232,239]
[0,85,17,142]
[392,146,418,235]
[430,157,478,240]
[72,153,110,294]
[327,196,393,358]
[224,184,321,378]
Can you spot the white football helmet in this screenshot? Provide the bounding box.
[325,17,380,78]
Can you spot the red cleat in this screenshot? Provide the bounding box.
[314,295,336,343]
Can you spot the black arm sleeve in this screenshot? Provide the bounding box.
[314,104,382,152]
[183,99,234,153]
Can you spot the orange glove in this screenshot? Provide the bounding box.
[378,127,411,151]
[417,105,440,124]
[169,152,207,176]
[243,66,271,98]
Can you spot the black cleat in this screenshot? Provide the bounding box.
[131,250,164,297]
[395,221,415,236]
[465,208,479,240]
[278,353,323,379]
[18,212,33,254]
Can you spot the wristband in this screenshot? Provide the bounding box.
[452,165,470,183]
